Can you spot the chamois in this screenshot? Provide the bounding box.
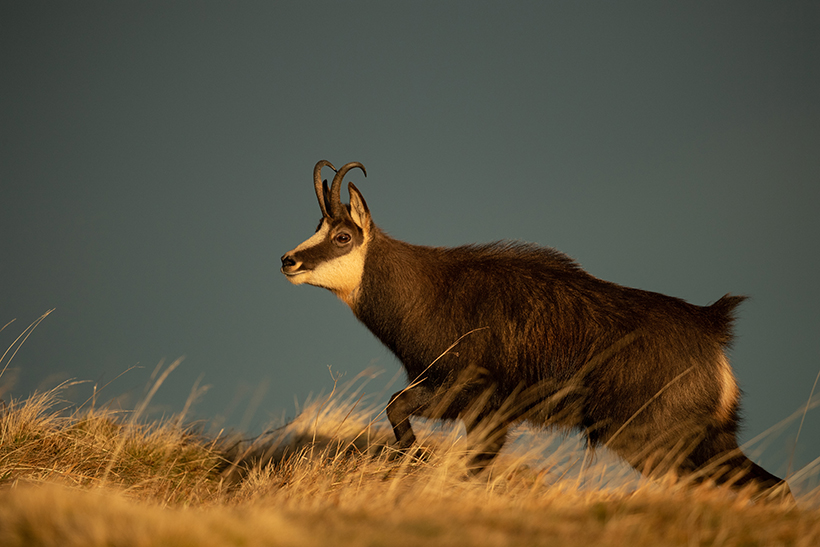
[281,160,789,499]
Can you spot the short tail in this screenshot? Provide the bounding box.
[706,294,749,347]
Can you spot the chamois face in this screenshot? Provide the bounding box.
[281,181,371,308]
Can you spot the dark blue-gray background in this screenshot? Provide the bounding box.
[2,2,818,481]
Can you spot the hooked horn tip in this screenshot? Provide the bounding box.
[314,159,337,172]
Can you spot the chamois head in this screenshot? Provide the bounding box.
[280,160,371,306]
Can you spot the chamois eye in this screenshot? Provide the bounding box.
[334,233,351,245]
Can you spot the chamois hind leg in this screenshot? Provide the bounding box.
[463,410,510,475]
[683,427,792,501]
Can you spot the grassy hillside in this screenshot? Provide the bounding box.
[0,376,818,547]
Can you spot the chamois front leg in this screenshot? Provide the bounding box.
[386,385,434,450]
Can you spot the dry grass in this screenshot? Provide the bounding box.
[1,313,819,546]
[0,376,818,547]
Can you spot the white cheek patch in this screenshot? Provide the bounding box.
[310,241,368,308]
[284,219,369,307]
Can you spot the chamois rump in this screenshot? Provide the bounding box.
[280,160,789,498]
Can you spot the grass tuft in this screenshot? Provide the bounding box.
[0,373,817,546]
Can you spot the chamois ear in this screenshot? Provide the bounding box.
[321,180,332,217]
[348,182,371,231]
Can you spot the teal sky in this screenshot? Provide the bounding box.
[2,2,819,484]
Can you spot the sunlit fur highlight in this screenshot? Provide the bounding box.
[281,160,791,500]
[282,206,371,307]
[716,353,740,424]
[310,235,369,307]
[282,223,331,284]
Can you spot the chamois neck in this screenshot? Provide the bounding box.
[353,230,439,321]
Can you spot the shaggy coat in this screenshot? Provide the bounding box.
[281,160,789,499]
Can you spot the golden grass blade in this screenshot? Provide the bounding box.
[789,368,820,477]
[0,309,54,381]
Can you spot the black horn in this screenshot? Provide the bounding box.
[329,162,367,217]
[313,160,336,218]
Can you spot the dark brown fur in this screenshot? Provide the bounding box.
[282,161,790,499]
